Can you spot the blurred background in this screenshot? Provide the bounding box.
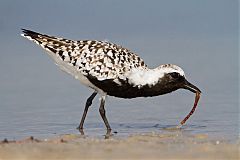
[0,0,238,140]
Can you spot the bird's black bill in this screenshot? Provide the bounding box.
[183,80,201,93]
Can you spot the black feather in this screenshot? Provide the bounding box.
[21,29,42,39]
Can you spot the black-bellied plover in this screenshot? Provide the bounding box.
[21,29,201,136]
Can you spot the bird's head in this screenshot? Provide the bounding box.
[156,64,201,94]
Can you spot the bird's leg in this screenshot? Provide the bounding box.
[77,91,97,134]
[99,95,112,137]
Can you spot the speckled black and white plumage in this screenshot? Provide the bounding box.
[21,29,186,98]
[21,29,201,134]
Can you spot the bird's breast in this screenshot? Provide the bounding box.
[86,76,177,98]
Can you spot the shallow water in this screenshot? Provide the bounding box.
[0,0,238,143]
[0,64,238,141]
[0,44,238,142]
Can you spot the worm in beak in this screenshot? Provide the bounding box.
[177,80,201,128]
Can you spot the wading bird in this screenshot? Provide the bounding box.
[21,29,201,137]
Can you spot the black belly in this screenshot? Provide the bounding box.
[87,76,178,98]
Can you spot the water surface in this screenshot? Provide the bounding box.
[0,0,238,142]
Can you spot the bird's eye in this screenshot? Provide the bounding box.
[170,72,180,79]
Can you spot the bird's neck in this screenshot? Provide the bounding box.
[127,67,165,88]
[124,67,180,97]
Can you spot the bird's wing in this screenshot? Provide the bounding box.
[21,29,147,83]
[74,41,148,82]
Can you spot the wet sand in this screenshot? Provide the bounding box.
[0,132,239,160]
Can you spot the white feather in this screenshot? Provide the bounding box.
[127,64,185,87]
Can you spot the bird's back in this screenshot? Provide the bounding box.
[21,29,147,95]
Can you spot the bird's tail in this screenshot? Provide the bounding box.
[21,29,42,39]
[21,29,81,77]
[21,29,76,57]
[21,28,73,46]
[22,29,52,45]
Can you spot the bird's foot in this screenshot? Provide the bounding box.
[76,126,85,135]
[104,129,113,139]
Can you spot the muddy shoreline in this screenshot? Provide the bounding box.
[0,132,239,160]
